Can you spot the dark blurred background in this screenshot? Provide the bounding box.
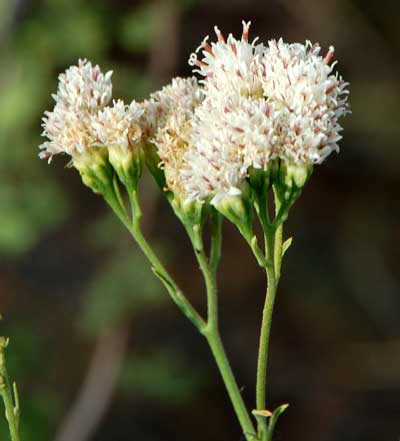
[0,0,399,440]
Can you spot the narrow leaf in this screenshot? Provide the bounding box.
[252,409,273,418]
[282,237,293,256]
[267,403,289,438]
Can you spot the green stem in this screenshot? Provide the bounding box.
[104,185,206,332]
[273,188,283,280]
[209,209,222,274]
[0,341,20,441]
[255,263,277,441]
[189,226,257,441]
[205,329,257,441]
[106,180,256,439]
[254,190,284,441]
[194,243,218,330]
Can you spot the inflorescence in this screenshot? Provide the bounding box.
[40,22,350,206]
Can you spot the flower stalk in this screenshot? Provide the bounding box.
[103,179,206,332]
[108,177,257,439]
[251,183,293,441]
[188,217,257,441]
[256,231,280,441]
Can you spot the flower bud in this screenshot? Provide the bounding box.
[273,161,313,203]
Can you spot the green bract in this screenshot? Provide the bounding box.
[108,143,144,191]
[72,148,113,196]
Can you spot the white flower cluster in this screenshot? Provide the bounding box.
[40,59,142,161]
[40,23,349,206]
[179,22,350,203]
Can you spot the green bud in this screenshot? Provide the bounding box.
[212,184,253,240]
[108,144,144,191]
[72,148,113,195]
[274,160,313,202]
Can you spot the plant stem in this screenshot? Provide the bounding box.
[255,190,284,441]
[0,340,20,441]
[190,226,257,441]
[255,266,277,440]
[273,187,283,280]
[104,184,206,332]
[205,329,257,441]
[107,180,256,439]
[209,209,222,274]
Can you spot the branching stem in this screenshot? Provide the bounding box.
[189,221,257,441]
[103,182,206,332]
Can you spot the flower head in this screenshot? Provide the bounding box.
[93,99,143,150]
[182,24,350,204]
[181,94,278,203]
[39,59,113,161]
[261,39,350,164]
[145,77,204,198]
[91,99,145,189]
[40,104,96,159]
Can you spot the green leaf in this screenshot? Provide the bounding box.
[282,237,293,257]
[251,409,273,418]
[266,403,289,439]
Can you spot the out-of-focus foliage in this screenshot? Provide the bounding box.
[0,54,66,254]
[120,350,204,404]
[0,326,61,441]
[120,3,159,53]
[81,251,164,335]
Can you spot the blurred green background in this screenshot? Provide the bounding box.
[0,0,399,440]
